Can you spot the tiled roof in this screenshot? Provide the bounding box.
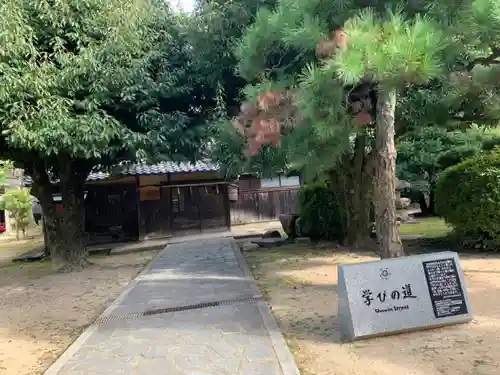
[23,160,219,185]
[87,160,219,180]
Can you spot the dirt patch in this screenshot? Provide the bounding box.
[0,250,159,375]
[245,244,500,375]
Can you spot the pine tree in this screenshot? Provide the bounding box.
[332,9,446,257]
[211,0,500,257]
[232,1,446,257]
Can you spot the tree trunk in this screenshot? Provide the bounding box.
[374,87,404,258]
[347,135,376,249]
[29,161,59,259]
[42,219,50,257]
[417,191,430,216]
[428,178,436,215]
[333,134,376,250]
[344,181,374,249]
[27,156,91,272]
[428,190,435,215]
[52,156,90,272]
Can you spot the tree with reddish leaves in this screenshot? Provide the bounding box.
[233,91,293,156]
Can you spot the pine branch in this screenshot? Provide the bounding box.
[466,46,500,71]
[265,49,308,76]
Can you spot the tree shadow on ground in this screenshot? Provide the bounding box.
[0,249,160,364]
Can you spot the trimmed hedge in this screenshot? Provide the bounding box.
[435,150,500,250]
[297,182,345,241]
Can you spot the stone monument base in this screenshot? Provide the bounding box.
[338,251,472,341]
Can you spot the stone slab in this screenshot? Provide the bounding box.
[241,242,260,252]
[262,230,283,239]
[251,238,289,248]
[338,251,472,341]
[108,239,259,315]
[293,237,311,245]
[12,249,45,262]
[51,304,284,375]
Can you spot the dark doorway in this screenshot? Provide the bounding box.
[85,183,139,242]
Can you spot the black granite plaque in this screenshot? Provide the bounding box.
[422,258,468,319]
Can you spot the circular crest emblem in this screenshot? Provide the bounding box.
[380,268,391,280]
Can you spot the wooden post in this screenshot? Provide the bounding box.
[167,174,172,232]
[135,176,144,241]
[224,184,231,230]
[197,186,203,232]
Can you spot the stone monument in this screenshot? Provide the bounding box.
[337,251,472,341]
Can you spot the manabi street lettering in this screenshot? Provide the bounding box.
[362,284,417,307]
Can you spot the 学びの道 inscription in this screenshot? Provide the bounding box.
[361,284,418,313]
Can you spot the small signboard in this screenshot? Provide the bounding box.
[337,251,472,341]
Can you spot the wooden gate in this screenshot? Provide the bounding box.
[170,183,229,233]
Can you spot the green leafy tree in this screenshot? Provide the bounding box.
[2,188,32,240]
[187,0,281,171]
[189,0,277,118]
[397,126,500,215]
[0,0,201,270]
[0,160,14,187]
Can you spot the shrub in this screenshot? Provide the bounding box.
[1,187,32,240]
[297,181,345,241]
[435,150,500,250]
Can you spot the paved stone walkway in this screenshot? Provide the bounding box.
[45,238,300,375]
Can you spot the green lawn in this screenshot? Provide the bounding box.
[400,217,452,238]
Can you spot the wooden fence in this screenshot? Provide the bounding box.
[230,188,298,225]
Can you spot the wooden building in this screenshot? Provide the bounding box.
[24,161,301,244]
[82,161,231,243]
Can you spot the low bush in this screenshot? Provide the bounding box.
[297,181,345,241]
[435,149,500,250]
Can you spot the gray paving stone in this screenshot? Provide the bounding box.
[55,305,281,375]
[45,237,299,375]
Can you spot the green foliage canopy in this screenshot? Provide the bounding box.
[396,125,500,193]
[0,0,207,267]
[221,0,450,181]
[0,0,200,167]
[0,161,14,187]
[211,0,500,181]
